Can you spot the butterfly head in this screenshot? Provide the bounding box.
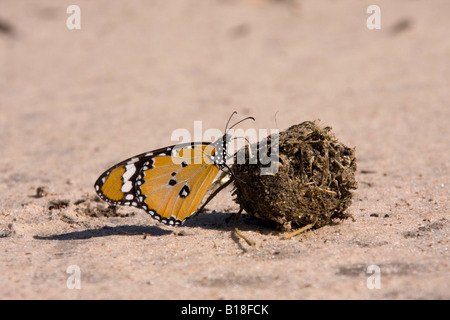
[210,112,256,167]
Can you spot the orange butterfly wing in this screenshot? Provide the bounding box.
[94,143,220,225]
[136,144,219,225]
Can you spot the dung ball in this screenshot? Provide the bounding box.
[232,120,358,231]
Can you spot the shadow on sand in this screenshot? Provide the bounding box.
[33,211,267,242]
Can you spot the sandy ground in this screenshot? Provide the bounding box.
[0,0,449,300]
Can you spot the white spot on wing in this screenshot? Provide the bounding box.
[125,194,134,200]
[127,157,139,164]
[122,164,136,182]
[121,181,133,192]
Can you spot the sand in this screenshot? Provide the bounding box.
[0,0,448,299]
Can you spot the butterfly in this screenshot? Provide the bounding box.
[94,112,254,226]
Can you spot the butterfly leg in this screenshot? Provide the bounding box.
[222,163,247,185]
[195,175,234,215]
[209,170,230,190]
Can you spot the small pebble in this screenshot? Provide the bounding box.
[36,186,49,198]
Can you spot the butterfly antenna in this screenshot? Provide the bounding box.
[226,116,256,135]
[224,111,238,134]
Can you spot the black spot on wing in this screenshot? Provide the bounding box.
[179,185,190,198]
